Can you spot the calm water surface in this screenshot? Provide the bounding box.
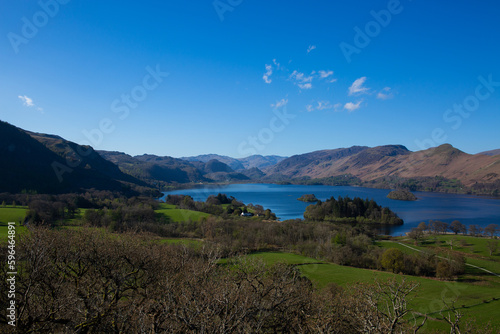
[162,184,500,236]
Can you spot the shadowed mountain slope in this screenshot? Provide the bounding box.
[0,120,151,194]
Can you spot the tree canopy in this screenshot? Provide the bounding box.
[304,196,403,225]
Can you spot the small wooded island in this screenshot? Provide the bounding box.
[297,194,319,202]
[387,189,418,201]
[304,196,403,225]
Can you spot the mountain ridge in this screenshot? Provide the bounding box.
[180,154,287,170]
[264,144,500,191]
[98,152,257,184]
[479,149,500,156]
[2,120,499,196]
[0,120,154,195]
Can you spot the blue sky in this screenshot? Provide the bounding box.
[1,0,499,158]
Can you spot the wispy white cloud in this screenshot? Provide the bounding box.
[272,59,280,69]
[290,70,313,90]
[263,64,273,84]
[307,45,316,53]
[290,71,313,83]
[318,70,337,83]
[316,101,333,110]
[318,70,333,79]
[344,100,363,112]
[348,77,370,96]
[377,87,394,100]
[271,98,288,108]
[262,61,338,90]
[298,83,312,89]
[18,95,44,113]
[305,100,340,112]
[18,95,34,107]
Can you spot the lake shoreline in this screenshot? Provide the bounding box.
[162,181,500,201]
[162,183,500,237]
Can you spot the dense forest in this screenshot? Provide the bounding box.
[304,196,404,225]
[387,189,418,201]
[297,194,319,202]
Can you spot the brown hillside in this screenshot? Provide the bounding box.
[479,149,500,156]
[265,144,500,187]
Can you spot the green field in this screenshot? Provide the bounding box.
[0,206,27,224]
[415,235,500,260]
[0,222,27,240]
[156,203,211,222]
[250,251,500,332]
[248,251,325,265]
[378,235,500,276]
[65,208,89,225]
[376,240,418,253]
[0,207,28,240]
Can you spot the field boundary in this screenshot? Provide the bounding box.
[391,241,500,278]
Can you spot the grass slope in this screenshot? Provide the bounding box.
[250,251,500,332]
[0,207,28,240]
[416,235,500,259]
[156,203,210,222]
[378,235,500,275]
[0,206,27,223]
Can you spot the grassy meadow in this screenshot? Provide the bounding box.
[156,203,211,222]
[0,206,27,239]
[249,250,500,332]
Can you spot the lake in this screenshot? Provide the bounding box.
[161,183,500,236]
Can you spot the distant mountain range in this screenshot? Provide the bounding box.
[264,144,500,195]
[180,154,287,170]
[264,144,500,186]
[96,152,287,186]
[99,151,207,184]
[97,152,266,184]
[1,120,499,196]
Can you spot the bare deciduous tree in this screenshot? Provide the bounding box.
[347,277,420,334]
[487,240,498,256]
